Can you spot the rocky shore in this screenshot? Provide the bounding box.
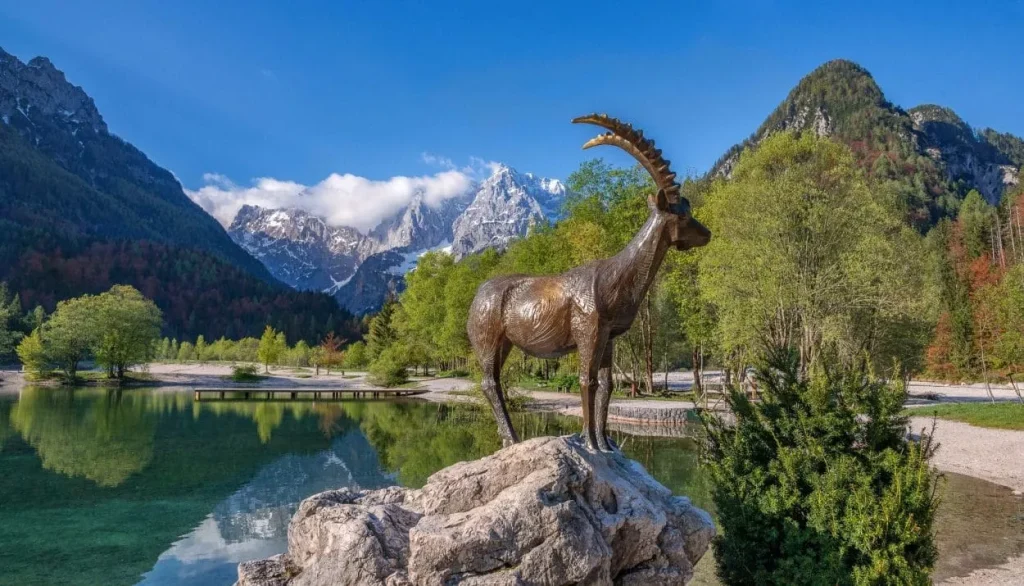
[236,435,715,586]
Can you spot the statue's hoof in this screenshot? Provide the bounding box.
[596,436,618,452]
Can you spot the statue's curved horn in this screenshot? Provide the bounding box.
[572,113,681,201]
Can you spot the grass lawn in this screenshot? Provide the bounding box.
[905,402,1024,431]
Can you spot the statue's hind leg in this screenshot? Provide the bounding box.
[477,338,519,447]
[595,342,614,451]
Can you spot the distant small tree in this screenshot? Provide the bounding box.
[343,340,369,369]
[177,341,195,362]
[702,350,939,585]
[367,346,409,387]
[25,305,46,333]
[194,335,209,364]
[320,332,342,374]
[309,346,326,376]
[257,326,284,373]
[289,340,312,367]
[0,282,23,358]
[16,328,48,377]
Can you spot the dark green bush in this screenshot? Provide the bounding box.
[367,348,409,387]
[701,351,939,585]
[229,364,261,383]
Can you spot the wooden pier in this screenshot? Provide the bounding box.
[193,387,427,402]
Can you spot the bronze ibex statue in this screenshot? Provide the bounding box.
[468,114,711,451]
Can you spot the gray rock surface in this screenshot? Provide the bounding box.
[236,436,714,586]
[450,164,566,259]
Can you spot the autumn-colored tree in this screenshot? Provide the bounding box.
[320,332,342,375]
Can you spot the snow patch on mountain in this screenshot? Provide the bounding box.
[228,164,566,314]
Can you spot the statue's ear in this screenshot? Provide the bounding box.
[654,188,670,211]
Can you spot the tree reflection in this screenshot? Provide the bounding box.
[10,388,156,487]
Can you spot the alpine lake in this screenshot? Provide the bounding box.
[0,386,1021,586]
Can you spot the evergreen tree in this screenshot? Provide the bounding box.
[702,350,939,585]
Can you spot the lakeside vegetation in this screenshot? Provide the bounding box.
[703,351,939,584]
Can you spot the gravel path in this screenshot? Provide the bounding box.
[910,417,1024,495]
[939,555,1024,585]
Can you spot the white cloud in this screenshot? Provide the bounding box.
[188,156,505,233]
[186,168,477,233]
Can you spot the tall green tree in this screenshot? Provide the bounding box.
[366,299,398,361]
[16,328,48,376]
[699,132,934,374]
[42,294,99,380]
[0,282,23,358]
[257,326,284,373]
[92,286,163,378]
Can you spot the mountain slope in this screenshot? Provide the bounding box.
[0,48,357,341]
[710,59,1020,227]
[0,47,272,279]
[228,205,374,294]
[450,165,566,258]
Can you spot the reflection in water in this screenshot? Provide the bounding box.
[0,387,1020,585]
[11,389,156,487]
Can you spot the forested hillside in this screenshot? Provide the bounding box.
[711,60,1021,229]
[0,48,357,342]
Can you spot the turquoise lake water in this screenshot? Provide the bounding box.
[0,387,1020,585]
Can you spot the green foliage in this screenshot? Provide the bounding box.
[958,190,996,259]
[342,340,369,369]
[91,286,163,378]
[257,326,286,372]
[229,364,262,383]
[700,132,935,374]
[0,282,22,358]
[16,328,47,376]
[702,350,939,585]
[367,346,409,387]
[41,293,99,380]
[366,299,398,361]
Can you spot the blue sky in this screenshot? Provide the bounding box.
[2,0,1023,219]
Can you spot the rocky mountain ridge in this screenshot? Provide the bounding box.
[0,47,357,341]
[710,60,1021,221]
[229,163,566,313]
[0,46,275,281]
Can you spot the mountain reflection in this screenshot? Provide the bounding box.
[0,387,708,586]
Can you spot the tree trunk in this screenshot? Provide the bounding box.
[691,347,703,395]
[1008,373,1023,404]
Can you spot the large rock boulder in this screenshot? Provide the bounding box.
[237,435,715,586]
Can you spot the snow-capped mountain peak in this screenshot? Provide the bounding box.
[227,164,567,313]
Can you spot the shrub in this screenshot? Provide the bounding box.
[16,328,49,377]
[701,350,939,585]
[367,348,409,387]
[230,364,262,383]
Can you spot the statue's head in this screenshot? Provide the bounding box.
[650,189,711,251]
[572,113,711,252]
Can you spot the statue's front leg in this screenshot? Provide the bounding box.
[575,319,608,451]
[595,343,614,451]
